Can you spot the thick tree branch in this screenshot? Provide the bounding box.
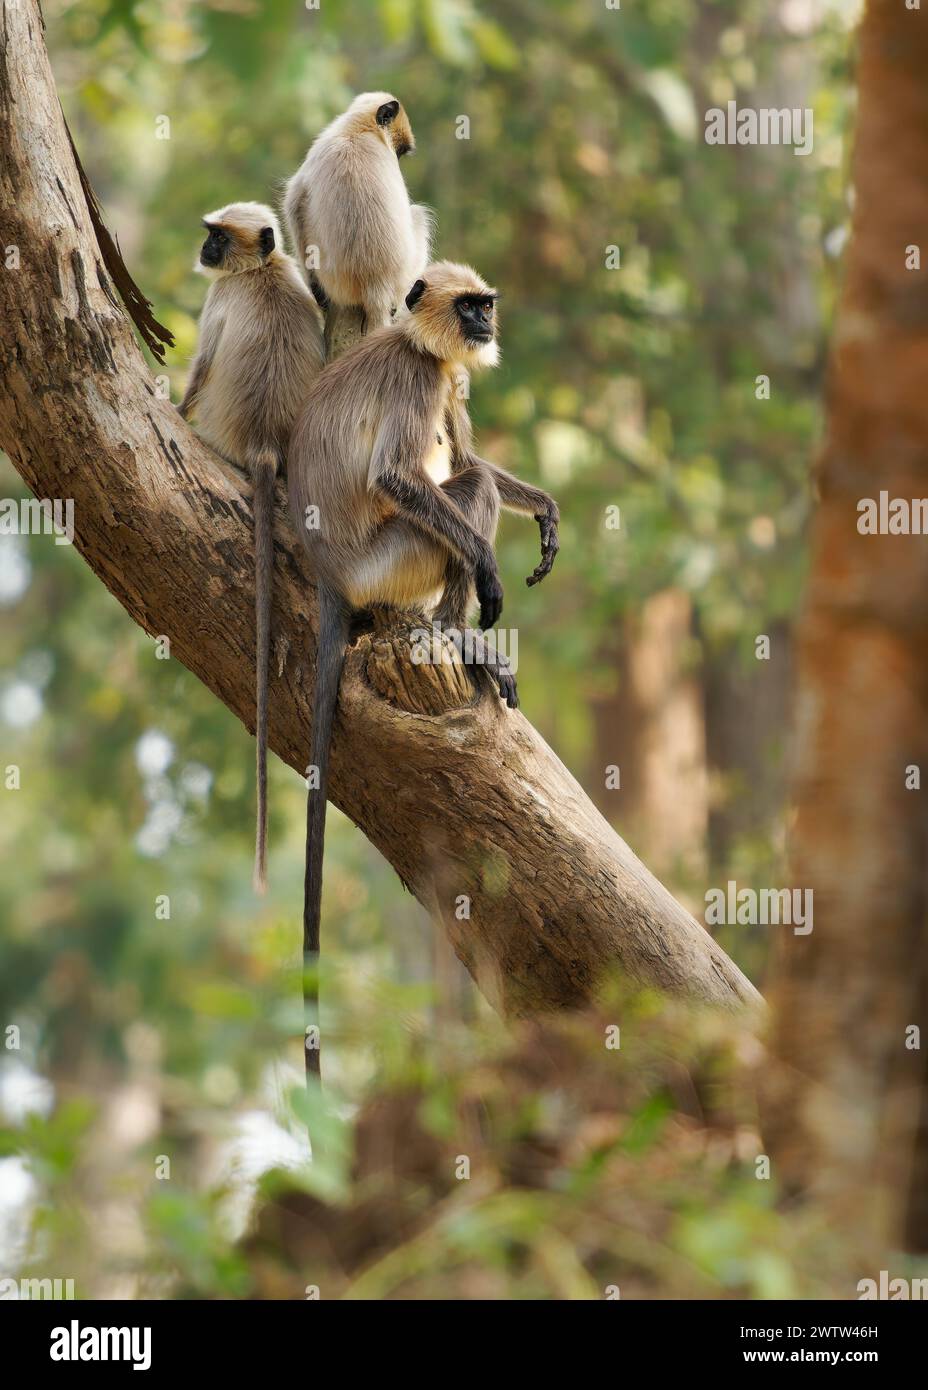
[0,1,762,1016]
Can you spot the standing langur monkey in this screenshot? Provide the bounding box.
[179,202,325,891]
[289,261,560,1080]
[283,92,432,333]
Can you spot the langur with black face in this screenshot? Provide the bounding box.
[180,201,325,893]
[283,92,432,331]
[288,261,560,1079]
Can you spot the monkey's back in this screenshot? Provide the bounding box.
[287,133,420,307]
[196,261,324,462]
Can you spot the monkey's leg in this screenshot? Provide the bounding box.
[433,470,518,708]
[441,464,500,543]
[345,521,516,709]
[372,462,503,629]
[432,464,499,618]
[435,607,518,710]
[344,519,448,613]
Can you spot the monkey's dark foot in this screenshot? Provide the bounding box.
[440,625,518,710]
[495,666,519,709]
[481,647,518,709]
[526,510,560,586]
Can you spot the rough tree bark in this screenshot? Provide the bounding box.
[766,0,928,1251]
[0,1,761,1019]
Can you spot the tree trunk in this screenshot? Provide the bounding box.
[0,0,761,1020]
[766,0,928,1250]
[592,589,708,881]
[705,623,793,870]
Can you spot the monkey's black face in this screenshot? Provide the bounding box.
[200,224,230,268]
[456,294,497,343]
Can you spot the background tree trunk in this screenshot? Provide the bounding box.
[591,589,708,881]
[0,0,761,1021]
[766,0,928,1252]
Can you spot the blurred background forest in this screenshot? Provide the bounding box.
[1,0,893,1299]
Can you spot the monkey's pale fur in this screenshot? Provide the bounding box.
[283,93,432,329]
[180,201,325,894]
[289,261,502,614]
[183,202,325,461]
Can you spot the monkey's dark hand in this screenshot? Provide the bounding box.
[475,549,504,629]
[527,503,560,587]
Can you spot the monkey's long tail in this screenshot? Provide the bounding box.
[252,453,278,895]
[303,583,349,1083]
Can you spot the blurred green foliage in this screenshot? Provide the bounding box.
[1,0,860,1297]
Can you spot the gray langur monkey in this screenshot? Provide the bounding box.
[179,201,325,893]
[288,261,560,1079]
[283,91,432,331]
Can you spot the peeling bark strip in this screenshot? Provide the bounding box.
[64,120,175,364]
[0,1,762,1016]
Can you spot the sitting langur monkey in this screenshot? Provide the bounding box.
[179,202,325,892]
[288,261,560,1078]
[283,92,431,332]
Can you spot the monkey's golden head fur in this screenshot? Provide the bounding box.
[344,91,416,159]
[197,202,283,277]
[403,261,500,369]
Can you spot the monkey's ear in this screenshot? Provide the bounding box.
[376,99,400,127]
[405,278,426,311]
[259,226,275,257]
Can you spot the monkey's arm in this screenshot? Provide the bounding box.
[177,318,221,420]
[480,460,560,587]
[445,394,558,585]
[452,441,560,587]
[371,425,504,628]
